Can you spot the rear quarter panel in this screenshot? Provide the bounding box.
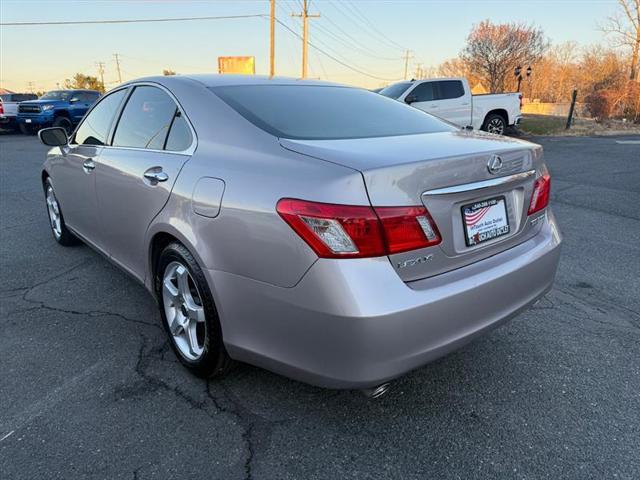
[146,80,369,289]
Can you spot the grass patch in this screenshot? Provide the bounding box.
[518,115,567,135]
[518,114,640,136]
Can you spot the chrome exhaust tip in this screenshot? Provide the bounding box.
[361,382,391,399]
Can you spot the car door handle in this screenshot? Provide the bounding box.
[143,171,169,182]
[83,159,95,173]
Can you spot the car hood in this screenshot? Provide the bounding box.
[20,100,66,107]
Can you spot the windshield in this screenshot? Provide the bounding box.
[378,82,412,99]
[211,85,453,140]
[39,90,73,101]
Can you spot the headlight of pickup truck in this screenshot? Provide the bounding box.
[41,105,55,111]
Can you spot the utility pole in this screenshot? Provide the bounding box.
[292,0,320,79]
[27,81,34,93]
[415,63,423,79]
[96,62,106,91]
[402,50,413,80]
[269,0,276,77]
[113,53,122,84]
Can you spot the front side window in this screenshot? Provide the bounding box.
[212,85,453,140]
[436,81,465,100]
[76,92,99,103]
[112,86,178,150]
[73,89,127,146]
[410,82,436,102]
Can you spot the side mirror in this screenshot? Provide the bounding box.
[39,127,68,147]
[405,94,417,105]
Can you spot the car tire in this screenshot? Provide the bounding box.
[156,242,233,378]
[53,116,73,135]
[482,114,507,135]
[43,178,80,246]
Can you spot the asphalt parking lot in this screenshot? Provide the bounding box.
[1,133,639,480]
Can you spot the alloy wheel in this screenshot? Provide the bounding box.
[162,261,207,360]
[487,118,505,135]
[46,185,62,239]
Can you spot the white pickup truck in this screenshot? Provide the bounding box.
[379,77,522,135]
[0,93,38,130]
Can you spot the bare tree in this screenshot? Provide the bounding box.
[600,0,640,81]
[461,20,548,93]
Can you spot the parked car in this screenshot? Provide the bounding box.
[38,75,561,391]
[17,89,101,134]
[0,93,38,130]
[379,77,522,135]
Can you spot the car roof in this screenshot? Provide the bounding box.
[123,74,348,89]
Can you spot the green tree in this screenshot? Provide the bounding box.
[63,73,105,93]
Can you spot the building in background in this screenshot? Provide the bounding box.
[218,56,255,75]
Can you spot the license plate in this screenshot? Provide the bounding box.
[462,196,510,246]
[25,118,32,123]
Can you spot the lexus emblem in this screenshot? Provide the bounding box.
[487,155,503,174]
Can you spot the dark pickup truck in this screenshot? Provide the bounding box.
[17,89,101,134]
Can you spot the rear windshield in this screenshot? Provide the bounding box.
[210,85,453,140]
[378,81,412,99]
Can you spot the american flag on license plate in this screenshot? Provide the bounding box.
[465,207,490,227]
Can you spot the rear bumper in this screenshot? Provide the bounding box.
[209,211,562,389]
[513,115,523,126]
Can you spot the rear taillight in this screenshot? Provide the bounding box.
[528,173,551,215]
[276,199,441,259]
[375,206,441,254]
[0,103,3,115]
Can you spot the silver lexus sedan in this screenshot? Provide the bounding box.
[38,75,561,390]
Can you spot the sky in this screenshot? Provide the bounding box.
[0,0,618,92]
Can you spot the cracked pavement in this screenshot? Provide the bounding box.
[1,133,639,479]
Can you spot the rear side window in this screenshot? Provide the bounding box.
[74,89,127,145]
[212,85,453,140]
[410,82,436,102]
[165,113,193,151]
[436,81,465,100]
[112,86,178,150]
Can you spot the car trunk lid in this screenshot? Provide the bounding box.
[280,130,546,281]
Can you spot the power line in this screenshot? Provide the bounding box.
[343,0,408,51]
[0,14,267,27]
[318,13,398,61]
[274,17,401,82]
[312,18,397,62]
[324,0,402,53]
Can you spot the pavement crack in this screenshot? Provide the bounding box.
[17,259,161,329]
[205,376,285,480]
[121,337,217,419]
